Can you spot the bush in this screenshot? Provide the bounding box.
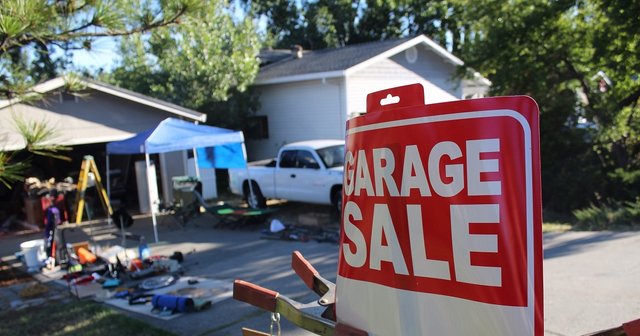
[573,198,640,230]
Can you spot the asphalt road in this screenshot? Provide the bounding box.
[2,209,639,336]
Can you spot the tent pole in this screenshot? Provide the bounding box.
[146,153,159,243]
[192,148,201,180]
[242,143,255,204]
[192,121,201,180]
[106,154,112,226]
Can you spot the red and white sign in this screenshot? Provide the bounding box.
[336,84,543,335]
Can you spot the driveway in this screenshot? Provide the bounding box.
[543,231,640,335]
[1,206,639,335]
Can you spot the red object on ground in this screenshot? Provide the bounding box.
[129,258,144,271]
[71,275,94,285]
[77,247,97,264]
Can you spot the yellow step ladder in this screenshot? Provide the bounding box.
[74,155,113,223]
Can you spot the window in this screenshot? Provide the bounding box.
[316,145,345,168]
[296,150,319,169]
[279,150,297,168]
[244,116,269,139]
[279,150,320,169]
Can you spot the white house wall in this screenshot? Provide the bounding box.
[249,79,345,160]
[346,44,462,118]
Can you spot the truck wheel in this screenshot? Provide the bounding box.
[244,182,266,208]
[332,187,343,214]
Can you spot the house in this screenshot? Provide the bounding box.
[0,77,209,214]
[246,35,491,160]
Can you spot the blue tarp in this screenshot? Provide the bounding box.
[106,118,246,168]
[197,143,246,169]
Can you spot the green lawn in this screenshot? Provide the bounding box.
[542,222,573,233]
[0,299,175,336]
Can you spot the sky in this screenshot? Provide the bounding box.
[63,0,258,73]
[68,37,120,72]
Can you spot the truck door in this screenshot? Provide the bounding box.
[274,149,298,199]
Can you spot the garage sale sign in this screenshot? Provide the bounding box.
[336,84,543,335]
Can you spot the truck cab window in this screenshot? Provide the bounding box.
[297,150,320,169]
[279,150,297,168]
[316,145,344,168]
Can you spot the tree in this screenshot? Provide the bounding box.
[0,0,202,186]
[242,0,469,51]
[456,0,640,212]
[105,0,261,130]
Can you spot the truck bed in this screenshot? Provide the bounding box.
[247,158,276,167]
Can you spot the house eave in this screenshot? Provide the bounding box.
[254,70,345,85]
[345,35,464,76]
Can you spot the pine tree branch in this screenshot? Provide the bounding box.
[1,5,188,54]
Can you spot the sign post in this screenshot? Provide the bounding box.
[337,84,543,335]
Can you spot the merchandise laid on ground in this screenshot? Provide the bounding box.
[104,276,232,320]
[25,238,231,320]
[162,180,280,230]
[8,203,336,325]
[260,219,340,244]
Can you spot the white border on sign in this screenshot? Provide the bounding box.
[346,109,534,325]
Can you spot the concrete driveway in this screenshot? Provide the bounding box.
[543,231,640,336]
[1,208,639,336]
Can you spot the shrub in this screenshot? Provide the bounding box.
[573,198,640,230]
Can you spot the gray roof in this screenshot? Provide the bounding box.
[0,77,206,122]
[256,37,414,83]
[82,78,206,122]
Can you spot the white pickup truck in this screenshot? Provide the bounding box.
[228,140,345,211]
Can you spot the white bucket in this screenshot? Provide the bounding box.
[20,239,45,272]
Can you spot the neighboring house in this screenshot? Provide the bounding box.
[247,35,491,160]
[0,77,207,212]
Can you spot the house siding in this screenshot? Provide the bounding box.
[0,89,195,211]
[248,79,345,160]
[0,90,180,150]
[346,45,462,117]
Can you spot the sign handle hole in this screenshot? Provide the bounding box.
[380,94,400,106]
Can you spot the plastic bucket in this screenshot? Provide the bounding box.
[20,239,45,272]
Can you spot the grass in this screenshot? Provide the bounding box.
[0,299,176,336]
[542,209,574,233]
[0,258,173,336]
[542,222,573,233]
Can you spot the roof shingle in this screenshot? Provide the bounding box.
[256,37,413,82]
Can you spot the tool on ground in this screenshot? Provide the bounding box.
[74,155,113,223]
[233,251,367,336]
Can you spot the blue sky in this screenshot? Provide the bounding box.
[67,37,120,72]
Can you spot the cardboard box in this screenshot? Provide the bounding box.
[23,197,44,228]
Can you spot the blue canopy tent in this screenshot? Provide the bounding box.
[106,118,248,242]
